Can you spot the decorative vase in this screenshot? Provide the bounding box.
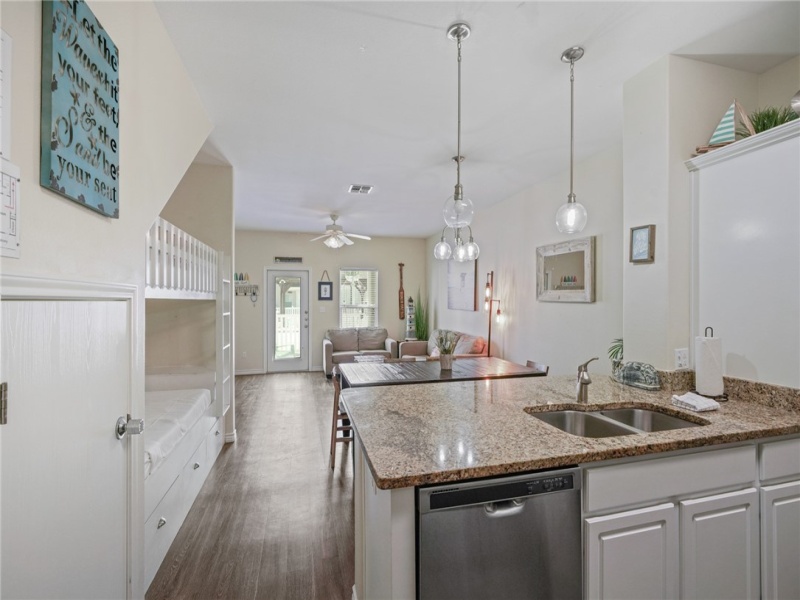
[440,353,454,371]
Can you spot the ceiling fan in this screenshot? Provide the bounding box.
[310,214,371,249]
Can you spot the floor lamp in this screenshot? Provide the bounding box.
[484,271,501,358]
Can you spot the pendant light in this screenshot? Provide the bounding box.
[433,23,480,262]
[555,46,588,234]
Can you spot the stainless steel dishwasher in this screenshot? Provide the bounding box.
[417,467,581,600]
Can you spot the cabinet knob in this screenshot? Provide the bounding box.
[193,462,200,470]
[157,517,167,529]
[215,430,220,436]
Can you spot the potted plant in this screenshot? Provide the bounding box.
[608,338,623,373]
[414,290,429,342]
[436,330,458,371]
[738,106,798,137]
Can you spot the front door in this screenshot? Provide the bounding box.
[0,297,131,599]
[266,269,310,372]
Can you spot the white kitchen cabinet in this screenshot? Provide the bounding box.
[680,488,759,600]
[761,480,800,599]
[585,503,678,600]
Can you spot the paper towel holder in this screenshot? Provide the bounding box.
[704,327,714,337]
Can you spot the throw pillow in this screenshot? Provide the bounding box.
[358,327,387,350]
[327,328,358,352]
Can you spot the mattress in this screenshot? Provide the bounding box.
[144,387,212,479]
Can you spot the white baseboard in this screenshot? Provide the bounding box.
[351,584,358,600]
[225,430,237,443]
[235,368,264,376]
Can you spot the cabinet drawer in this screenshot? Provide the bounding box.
[144,476,184,588]
[585,445,756,514]
[760,438,800,482]
[208,417,224,463]
[181,437,209,508]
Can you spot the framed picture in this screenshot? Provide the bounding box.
[447,260,477,311]
[536,236,596,303]
[318,281,333,301]
[630,225,655,263]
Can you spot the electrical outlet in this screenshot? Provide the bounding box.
[675,348,689,370]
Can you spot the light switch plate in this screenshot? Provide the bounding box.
[675,348,689,370]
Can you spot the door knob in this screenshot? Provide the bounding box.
[116,415,145,440]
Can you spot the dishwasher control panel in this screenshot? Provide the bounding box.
[527,475,573,495]
[422,468,579,512]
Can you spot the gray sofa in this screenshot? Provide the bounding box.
[398,329,487,360]
[322,327,397,377]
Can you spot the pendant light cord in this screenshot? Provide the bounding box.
[569,58,575,201]
[456,35,463,190]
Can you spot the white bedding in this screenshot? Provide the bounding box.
[144,388,211,479]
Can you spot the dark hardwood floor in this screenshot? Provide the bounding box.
[146,373,354,600]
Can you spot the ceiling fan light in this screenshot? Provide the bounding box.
[324,236,344,249]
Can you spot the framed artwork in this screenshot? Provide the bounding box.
[40,1,120,218]
[447,260,477,311]
[536,236,596,303]
[318,281,333,301]
[630,225,655,263]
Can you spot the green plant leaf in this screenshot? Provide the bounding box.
[738,106,798,137]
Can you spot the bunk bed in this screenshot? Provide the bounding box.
[143,217,233,589]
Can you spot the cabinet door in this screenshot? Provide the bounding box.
[680,487,759,600]
[585,503,678,600]
[761,480,800,600]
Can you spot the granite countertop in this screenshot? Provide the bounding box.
[341,375,800,490]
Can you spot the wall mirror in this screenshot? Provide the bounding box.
[536,236,596,303]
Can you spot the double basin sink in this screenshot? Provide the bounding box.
[530,407,704,438]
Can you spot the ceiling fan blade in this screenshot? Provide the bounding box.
[310,234,328,242]
[340,234,354,246]
[345,233,371,240]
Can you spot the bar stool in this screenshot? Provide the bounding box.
[329,366,352,469]
[526,360,550,375]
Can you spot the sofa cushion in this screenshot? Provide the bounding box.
[331,351,359,365]
[327,328,358,352]
[360,349,391,358]
[454,334,485,355]
[358,327,388,351]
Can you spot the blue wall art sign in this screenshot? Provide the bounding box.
[40,0,119,218]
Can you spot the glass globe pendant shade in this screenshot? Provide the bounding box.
[465,237,480,261]
[555,197,587,234]
[433,238,452,260]
[453,236,469,262]
[443,194,474,229]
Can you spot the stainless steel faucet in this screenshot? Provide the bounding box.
[576,357,599,404]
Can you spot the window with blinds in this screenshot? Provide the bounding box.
[339,269,379,328]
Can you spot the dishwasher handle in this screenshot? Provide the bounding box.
[484,498,525,518]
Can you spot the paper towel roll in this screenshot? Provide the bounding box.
[695,336,723,396]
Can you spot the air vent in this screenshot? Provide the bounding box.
[274,256,303,263]
[348,184,373,194]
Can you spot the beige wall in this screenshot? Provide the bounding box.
[235,231,426,373]
[426,144,624,376]
[146,163,235,370]
[623,56,759,370]
[758,56,800,109]
[1,1,211,285]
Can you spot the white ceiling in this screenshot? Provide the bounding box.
[154,1,800,240]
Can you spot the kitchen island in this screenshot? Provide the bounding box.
[342,374,800,599]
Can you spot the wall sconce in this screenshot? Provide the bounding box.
[485,271,501,357]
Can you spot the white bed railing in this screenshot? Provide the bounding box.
[146,217,218,298]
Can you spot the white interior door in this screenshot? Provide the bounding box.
[0,298,131,599]
[266,269,309,372]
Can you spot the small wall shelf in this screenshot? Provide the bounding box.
[235,283,259,297]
